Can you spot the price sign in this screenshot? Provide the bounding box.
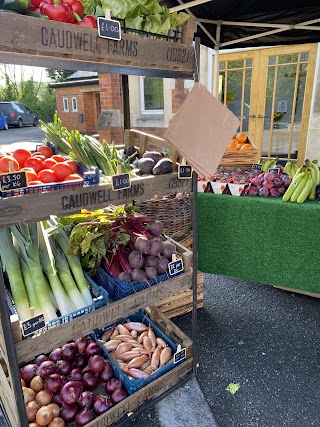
[168,258,184,277]
[174,346,186,364]
[21,314,45,337]
[98,17,121,40]
[112,173,131,191]
[178,165,192,179]
[252,163,263,172]
[268,167,280,174]
[0,171,27,192]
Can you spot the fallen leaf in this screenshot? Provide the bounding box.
[226,383,240,395]
[238,340,245,346]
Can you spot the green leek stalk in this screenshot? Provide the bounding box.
[51,239,87,310]
[48,217,93,306]
[48,219,93,305]
[0,228,30,321]
[10,223,57,322]
[20,258,41,315]
[38,222,74,316]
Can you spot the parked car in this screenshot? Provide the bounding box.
[0,102,38,128]
[0,112,8,130]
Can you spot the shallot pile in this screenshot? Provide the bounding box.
[99,320,173,381]
[20,336,128,427]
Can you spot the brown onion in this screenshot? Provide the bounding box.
[48,417,65,427]
[36,405,54,426]
[35,389,52,406]
[26,400,39,422]
[29,423,41,427]
[30,376,44,392]
[21,379,26,387]
[22,386,35,404]
[47,403,60,418]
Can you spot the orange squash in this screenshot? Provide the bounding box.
[235,142,245,150]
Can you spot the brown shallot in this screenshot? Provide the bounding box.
[151,347,162,371]
[160,347,172,367]
[103,340,121,351]
[148,327,157,348]
[115,342,132,355]
[128,368,149,379]
[118,324,131,336]
[138,331,148,343]
[123,322,149,332]
[156,337,167,348]
[142,336,153,351]
[127,355,148,369]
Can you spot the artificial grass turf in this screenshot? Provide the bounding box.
[197,193,320,293]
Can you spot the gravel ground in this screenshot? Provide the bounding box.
[3,274,320,426]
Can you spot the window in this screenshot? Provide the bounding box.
[71,97,78,112]
[140,77,164,113]
[63,97,69,112]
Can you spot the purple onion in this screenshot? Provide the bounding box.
[72,354,88,369]
[34,354,49,366]
[77,391,95,409]
[111,386,129,404]
[49,348,62,363]
[60,380,84,405]
[38,360,56,378]
[44,373,62,394]
[104,378,121,395]
[74,337,89,355]
[85,341,101,357]
[88,355,105,373]
[93,395,113,415]
[60,403,79,423]
[56,360,71,376]
[82,371,100,390]
[68,368,83,382]
[20,364,38,383]
[75,407,94,427]
[99,362,114,383]
[61,343,76,361]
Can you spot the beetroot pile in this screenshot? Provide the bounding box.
[20,336,128,427]
[103,218,176,283]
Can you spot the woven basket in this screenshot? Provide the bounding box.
[135,194,192,241]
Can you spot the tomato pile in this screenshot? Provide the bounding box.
[0,146,82,186]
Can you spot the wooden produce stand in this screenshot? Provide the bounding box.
[0,11,199,427]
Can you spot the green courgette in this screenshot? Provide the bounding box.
[0,0,31,13]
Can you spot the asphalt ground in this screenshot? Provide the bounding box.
[2,274,320,426]
[125,273,320,427]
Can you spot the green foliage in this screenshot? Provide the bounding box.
[45,69,74,83]
[0,65,56,122]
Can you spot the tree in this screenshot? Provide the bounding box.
[46,69,74,82]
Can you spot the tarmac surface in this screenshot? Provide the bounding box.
[123,273,320,427]
[2,273,320,426]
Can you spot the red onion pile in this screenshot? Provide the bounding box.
[20,335,129,426]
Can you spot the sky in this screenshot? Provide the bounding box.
[0,64,50,85]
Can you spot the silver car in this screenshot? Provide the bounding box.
[0,102,38,128]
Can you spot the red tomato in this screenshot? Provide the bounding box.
[44,158,58,169]
[28,180,43,186]
[12,149,32,168]
[38,169,57,183]
[37,145,54,158]
[51,154,66,163]
[52,162,72,182]
[64,173,83,181]
[65,160,78,174]
[32,154,46,161]
[22,169,38,183]
[24,157,45,174]
[0,156,20,173]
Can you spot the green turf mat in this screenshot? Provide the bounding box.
[198,193,320,293]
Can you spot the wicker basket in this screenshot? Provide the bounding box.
[135,194,192,241]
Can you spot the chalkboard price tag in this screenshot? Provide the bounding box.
[268,167,280,174]
[168,258,184,277]
[252,163,263,171]
[21,314,45,337]
[112,173,131,191]
[0,171,27,192]
[174,346,186,364]
[178,165,192,179]
[98,17,121,41]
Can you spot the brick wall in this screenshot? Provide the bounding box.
[55,85,99,134]
[98,74,124,143]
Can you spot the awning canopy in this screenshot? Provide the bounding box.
[165,1,320,49]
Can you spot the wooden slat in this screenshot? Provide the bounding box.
[0,13,194,75]
[85,358,192,427]
[274,286,320,299]
[0,173,192,227]
[0,362,18,427]
[16,270,192,363]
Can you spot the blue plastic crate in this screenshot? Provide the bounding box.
[92,309,184,394]
[92,267,175,301]
[6,272,108,338]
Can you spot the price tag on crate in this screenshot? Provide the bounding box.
[168,254,184,277]
[0,171,27,191]
[98,9,121,41]
[174,344,186,364]
[178,165,192,179]
[112,173,131,191]
[21,313,45,337]
[268,167,280,174]
[252,163,263,172]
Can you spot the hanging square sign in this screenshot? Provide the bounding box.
[252,163,263,172]
[112,173,131,191]
[168,258,184,277]
[21,313,45,337]
[178,165,192,179]
[98,17,121,41]
[0,171,27,192]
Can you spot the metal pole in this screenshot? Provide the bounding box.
[0,268,28,426]
[213,24,221,97]
[192,36,200,377]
